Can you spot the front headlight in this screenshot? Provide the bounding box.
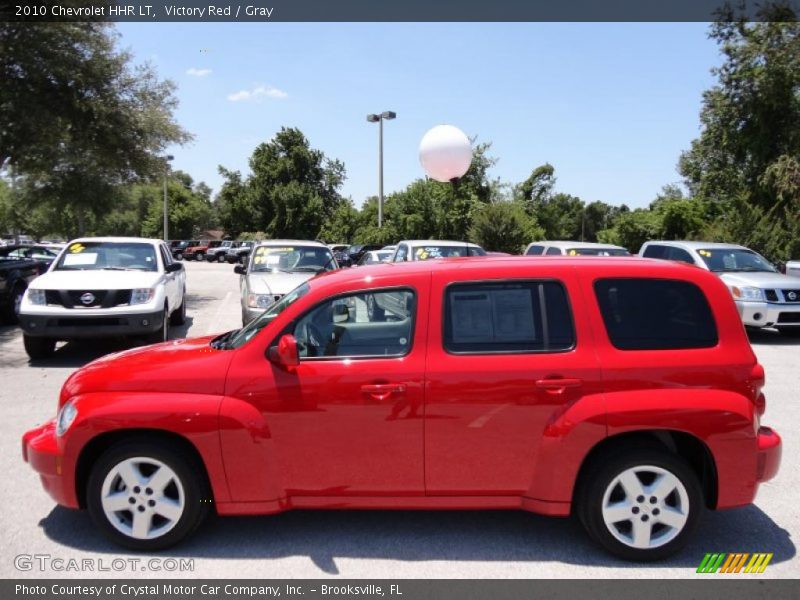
[731,286,765,302]
[56,401,77,436]
[247,293,274,309]
[130,288,155,305]
[28,289,46,305]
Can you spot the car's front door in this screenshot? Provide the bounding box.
[228,274,430,497]
[423,268,603,495]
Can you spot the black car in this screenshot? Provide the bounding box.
[340,244,384,267]
[0,257,39,324]
[0,244,60,272]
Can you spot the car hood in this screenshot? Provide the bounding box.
[245,271,314,295]
[718,271,800,288]
[60,335,234,404]
[32,270,162,290]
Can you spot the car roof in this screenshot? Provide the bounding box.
[399,239,483,247]
[642,240,749,250]
[67,237,164,245]
[254,239,329,248]
[531,241,627,250]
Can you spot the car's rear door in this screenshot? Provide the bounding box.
[423,264,604,495]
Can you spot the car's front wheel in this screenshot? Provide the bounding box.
[170,294,186,326]
[23,335,56,360]
[1,282,25,324]
[195,252,204,262]
[217,254,226,263]
[86,440,210,550]
[576,448,702,561]
[175,252,183,261]
[146,305,169,344]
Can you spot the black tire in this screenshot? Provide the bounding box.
[777,327,800,338]
[170,294,186,326]
[23,335,56,360]
[576,448,702,561]
[146,306,169,344]
[175,252,183,261]
[1,282,25,324]
[217,254,226,263]
[366,294,385,321]
[86,439,210,551]
[195,252,205,262]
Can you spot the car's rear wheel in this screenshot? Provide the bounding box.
[577,448,702,561]
[195,252,204,262]
[86,440,210,550]
[1,282,25,324]
[175,252,183,261]
[23,335,56,360]
[777,327,800,338]
[217,254,226,263]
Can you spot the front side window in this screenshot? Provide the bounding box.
[294,289,415,359]
[594,278,718,350]
[526,245,545,256]
[444,281,575,353]
[54,242,158,272]
[567,247,631,257]
[411,245,483,261]
[697,248,776,273]
[666,247,694,265]
[251,245,336,274]
[394,245,408,262]
[545,247,562,255]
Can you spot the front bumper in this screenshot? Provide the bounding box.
[756,426,781,483]
[19,309,163,339]
[243,305,264,324]
[736,301,800,328]
[21,421,78,508]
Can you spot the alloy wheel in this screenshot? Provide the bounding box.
[601,465,690,549]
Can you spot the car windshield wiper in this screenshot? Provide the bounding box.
[210,329,239,350]
[101,266,140,271]
[292,266,324,272]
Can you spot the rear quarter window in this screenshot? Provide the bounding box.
[594,278,718,350]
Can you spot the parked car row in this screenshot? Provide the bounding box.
[168,239,257,263]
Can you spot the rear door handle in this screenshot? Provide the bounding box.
[361,383,406,401]
[535,378,583,391]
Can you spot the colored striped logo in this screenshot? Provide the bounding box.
[696,553,773,574]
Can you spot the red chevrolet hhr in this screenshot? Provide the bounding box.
[22,257,781,560]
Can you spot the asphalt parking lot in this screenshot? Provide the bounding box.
[0,260,797,579]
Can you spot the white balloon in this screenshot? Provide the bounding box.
[419,125,473,182]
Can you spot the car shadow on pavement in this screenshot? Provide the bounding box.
[39,504,794,574]
[747,328,800,345]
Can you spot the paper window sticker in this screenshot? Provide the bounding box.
[63,253,98,266]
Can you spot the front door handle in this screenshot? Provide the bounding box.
[361,383,406,402]
[535,378,583,392]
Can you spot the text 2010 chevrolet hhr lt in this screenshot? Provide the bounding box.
[22,257,781,560]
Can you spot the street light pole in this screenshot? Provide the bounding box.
[163,154,174,242]
[367,111,396,228]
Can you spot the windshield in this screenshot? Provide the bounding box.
[411,245,486,260]
[698,248,776,273]
[225,282,310,349]
[54,241,158,271]
[568,247,631,256]
[251,245,336,273]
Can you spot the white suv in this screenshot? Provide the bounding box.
[639,240,800,336]
[19,237,187,358]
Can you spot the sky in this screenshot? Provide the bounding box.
[116,22,720,209]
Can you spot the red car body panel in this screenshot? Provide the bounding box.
[22,257,781,520]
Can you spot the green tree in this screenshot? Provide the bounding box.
[468,201,543,254]
[0,22,190,231]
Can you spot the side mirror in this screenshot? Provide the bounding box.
[333,303,350,323]
[268,334,299,367]
[234,264,246,275]
[166,262,184,273]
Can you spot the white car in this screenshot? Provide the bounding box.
[389,240,486,262]
[236,240,338,325]
[357,249,393,265]
[639,240,800,336]
[19,237,187,358]
[524,241,631,256]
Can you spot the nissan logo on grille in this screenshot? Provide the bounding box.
[788,291,798,301]
[80,292,96,305]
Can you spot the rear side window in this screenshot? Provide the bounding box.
[594,278,718,350]
[642,244,667,259]
[526,245,545,256]
[444,281,574,353]
[545,247,562,255]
